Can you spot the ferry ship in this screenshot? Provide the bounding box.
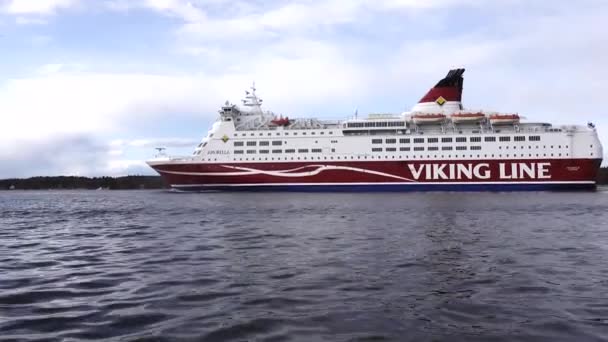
[147,69,603,191]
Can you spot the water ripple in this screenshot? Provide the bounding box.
[2,190,608,341]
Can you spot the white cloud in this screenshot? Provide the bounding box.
[2,0,79,15]
[14,16,47,24]
[1,0,608,176]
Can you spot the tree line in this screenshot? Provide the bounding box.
[0,176,165,190]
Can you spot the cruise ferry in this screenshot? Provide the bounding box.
[147,69,603,191]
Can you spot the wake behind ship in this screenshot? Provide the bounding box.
[147,69,603,191]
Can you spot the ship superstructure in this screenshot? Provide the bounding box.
[147,69,603,191]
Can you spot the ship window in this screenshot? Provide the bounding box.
[400,147,410,151]
[529,136,541,141]
[484,136,496,142]
[455,137,467,142]
[298,149,309,153]
[442,146,453,151]
[250,133,254,136]
[246,141,256,146]
[272,141,282,146]
[499,136,511,142]
[385,138,397,144]
[331,148,335,152]
[259,141,269,146]
[414,147,424,151]
[386,147,397,152]
[246,150,255,154]
[285,149,295,153]
[470,146,482,150]
[372,148,382,152]
[427,138,439,143]
[470,137,481,142]
[234,150,244,154]
[329,131,333,134]
[272,149,282,153]
[234,141,244,146]
[414,138,424,144]
[400,138,410,144]
[312,132,316,135]
[242,133,246,136]
[456,146,467,150]
[514,136,526,142]
[311,148,322,153]
[428,146,439,151]
[285,133,289,135]
[320,132,325,135]
[372,139,382,144]
[259,150,269,154]
[303,132,307,135]
[441,137,452,143]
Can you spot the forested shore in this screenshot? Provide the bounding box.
[0,176,165,190]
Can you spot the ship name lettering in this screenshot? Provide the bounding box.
[409,163,490,180]
[208,150,229,155]
[499,162,550,179]
[408,162,551,180]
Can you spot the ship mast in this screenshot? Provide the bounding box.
[242,82,263,114]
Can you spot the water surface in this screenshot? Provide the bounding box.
[1,189,608,341]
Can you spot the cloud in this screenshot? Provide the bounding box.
[1,0,79,15]
[1,0,608,177]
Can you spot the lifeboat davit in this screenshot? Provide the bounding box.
[411,113,446,124]
[270,117,290,126]
[451,112,485,123]
[488,114,520,125]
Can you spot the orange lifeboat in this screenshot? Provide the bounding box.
[451,112,485,123]
[488,114,520,125]
[270,116,291,126]
[411,113,446,124]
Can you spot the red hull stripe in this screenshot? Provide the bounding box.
[152,159,601,188]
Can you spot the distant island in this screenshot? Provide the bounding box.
[0,176,165,190]
[1,168,607,190]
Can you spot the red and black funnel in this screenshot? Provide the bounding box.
[418,68,465,103]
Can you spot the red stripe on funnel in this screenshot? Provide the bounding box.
[419,87,462,103]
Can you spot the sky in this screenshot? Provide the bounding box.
[0,0,607,178]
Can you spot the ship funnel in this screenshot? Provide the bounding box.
[411,68,465,114]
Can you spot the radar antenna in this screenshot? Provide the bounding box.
[154,147,167,158]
